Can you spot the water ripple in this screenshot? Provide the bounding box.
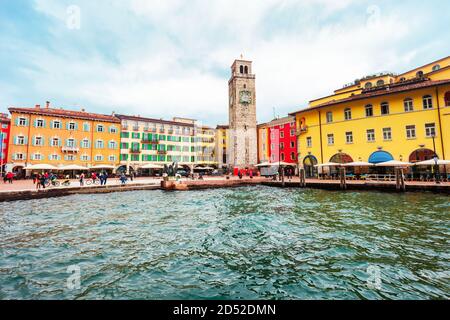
[0,186,449,300]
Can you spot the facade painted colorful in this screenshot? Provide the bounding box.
[266,116,297,164]
[195,126,218,167]
[116,114,197,173]
[0,113,11,171]
[257,122,270,163]
[290,56,450,177]
[215,125,229,169]
[7,103,121,175]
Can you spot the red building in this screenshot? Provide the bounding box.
[267,116,297,164]
[0,113,11,172]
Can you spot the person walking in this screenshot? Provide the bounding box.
[80,172,85,186]
[39,174,46,189]
[238,170,243,180]
[120,173,127,185]
[249,169,253,179]
[130,171,134,182]
[99,172,104,186]
[36,174,41,190]
[103,172,108,185]
[7,172,13,184]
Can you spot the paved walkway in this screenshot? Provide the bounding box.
[0,176,265,193]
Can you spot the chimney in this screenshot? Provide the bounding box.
[46,101,50,108]
[81,108,85,112]
[111,111,115,116]
[35,104,41,109]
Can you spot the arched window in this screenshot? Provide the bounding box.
[376,80,385,86]
[409,148,437,163]
[399,77,406,82]
[344,108,352,120]
[239,65,244,74]
[369,151,394,164]
[423,95,433,109]
[404,98,414,112]
[432,64,440,72]
[330,153,353,164]
[445,92,450,107]
[416,70,424,78]
[244,66,248,74]
[365,82,373,89]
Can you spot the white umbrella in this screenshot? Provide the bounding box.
[59,165,89,171]
[24,164,58,170]
[314,162,341,168]
[342,161,374,167]
[375,160,412,167]
[414,159,450,166]
[194,166,215,170]
[271,162,295,167]
[90,165,115,169]
[256,162,271,167]
[140,163,163,169]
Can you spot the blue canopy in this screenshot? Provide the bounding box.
[369,151,394,164]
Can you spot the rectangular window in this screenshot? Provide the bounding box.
[326,112,333,123]
[96,140,104,149]
[346,132,353,144]
[51,154,59,161]
[406,125,416,139]
[381,103,390,115]
[121,142,129,149]
[121,154,128,161]
[97,125,104,132]
[95,155,103,161]
[18,117,27,126]
[306,137,312,148]
[52,138,59,147]
[35,136,43,146]
[34,153,42,160]
[290,141,295,148]
[366,129,375,142]
[280,142,285,150]
[425,123,436,137]
[110,126,117,134]
[280,131,284,138]
[108,155,116,162]
[81,140,89,148]
[36,119,44,128]
[423,96,433,110]
[83,123,90,132]
[53,121,61,129]
[67,139,75,148]
[66,155,76,161]
[80,155,89,161]
[344,109,352,120]
[121,132,130,138]
[365,105,373,117]
[327,134,334,145]
[68,122,76,130]
[17,136,26,145]
[15,153,25,160]
[404,99,414,112]
[383,128,392,141]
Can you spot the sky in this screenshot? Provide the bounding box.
[0,0,449,126]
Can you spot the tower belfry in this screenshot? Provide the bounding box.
[228,58,257,169]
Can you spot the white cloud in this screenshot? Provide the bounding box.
[10,0,438,125]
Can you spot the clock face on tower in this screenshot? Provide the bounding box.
[239,90,252,105]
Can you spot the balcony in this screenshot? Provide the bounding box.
[130,148,141,154]
[157,150,167,155]
[132,126,139,131]
[142,138,159,144]
[296,127,308,136]
[62,147,80,153]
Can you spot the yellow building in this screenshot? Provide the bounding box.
[290,56,450,177]
[215,125,229,170]
[7,103,121,176]
[195,126,217,167]
[257,122,270,163]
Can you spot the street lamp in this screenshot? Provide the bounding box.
[431,133,440,184]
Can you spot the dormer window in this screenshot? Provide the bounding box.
[376,80,385,86]
[432,64,440,72]
[416,71,424,78]
[365,82,372,89]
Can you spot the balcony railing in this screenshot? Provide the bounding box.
[130,148,141,153]
[157,150,167,155]
[62,147,80,153]
[296,127,308,135]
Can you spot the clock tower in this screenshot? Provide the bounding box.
[228,58,257,169]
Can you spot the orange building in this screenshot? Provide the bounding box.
[7,102,121,176]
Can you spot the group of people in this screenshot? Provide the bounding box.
[79,171,109,186]
[237,168,255,179]
[31,172,56,190]
[3,172,14,184]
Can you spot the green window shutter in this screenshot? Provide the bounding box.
[43,119,46,128]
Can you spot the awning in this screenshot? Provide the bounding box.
[90,165,115,169]
[140,163,164,169]
[369,151,394,164]
[271,162,296,167]
[24,164,58,170]
[414,159,450,166]
[256,162,271,167]
[375,160,412,167]
[59,165,89,171]
[342,162,374,167]
[314,162,341,168]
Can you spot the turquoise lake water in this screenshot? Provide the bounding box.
[0,186,449,299]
